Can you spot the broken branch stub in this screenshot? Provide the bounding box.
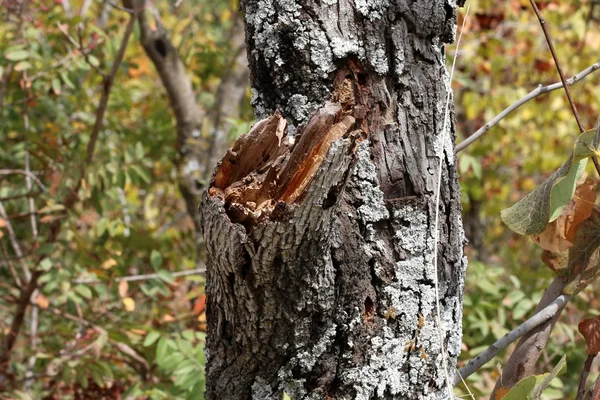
[208,67,373,227]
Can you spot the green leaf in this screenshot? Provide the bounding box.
[156,337,170,364]
[60,71,75,89]
[130,164,151,184]
[502,375,538,400]
[159,352,184,371]
[182,330,195,342]
[150,250,163,269]
[69,16,83,26]
[502,355,566,400]
[51,77,61,95]
[143,331,160,347]
[5,49,29,61]
[14,60,32,71]
[88,363,106,387]
[88,54,100,67]
[136,142,145,159]
[532,355,567,398]
[95,330,108,350]
[174,360,197,376]
[158,269,174,284]
[501,128,599,235]
[190,380,205,399]
[75,285,93,299]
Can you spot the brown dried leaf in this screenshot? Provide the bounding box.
[118,280,128,298]
[541,250,568,274]
[162,314,175,323]
[35,293,49,309]
[563,210,600,294]
[494,386,510,400]
[578,315,600,354]
[532,174,596,253]
[39,215,58,224]
[48,169,62,197]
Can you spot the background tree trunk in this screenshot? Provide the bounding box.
[200,1,466,399]
[131,0,249,268]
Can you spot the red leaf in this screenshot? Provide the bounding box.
[578,315,600,354]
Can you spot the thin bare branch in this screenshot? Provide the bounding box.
[73,266,206,284]
[23,289,39,391]
[0,201,31,283]
[576,354,597,400]
[24,153,38,243]
[85,12,136,165]
[1,241,23,288]
[591,373,600,400]
[528,0,600,175]
[0,169,47,191]
[61,0,73,18]
[79,0,94,18]
[529,0,583,131]
[56,22,106,78]
[0,270,42,367]
[117,188,131,237]
[0,190,41,202]
[455,60,600,153]
[27,52,75,81]
[454,292,571,386]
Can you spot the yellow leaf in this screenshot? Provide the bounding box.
[118,280,128,298]
[0,218,6,228]
[101,258,117,270]
[122,297,135,311]
[0,230,4,239]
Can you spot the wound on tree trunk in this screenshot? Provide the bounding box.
[200,1,466,399]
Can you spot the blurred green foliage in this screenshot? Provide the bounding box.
[0,0,247,398]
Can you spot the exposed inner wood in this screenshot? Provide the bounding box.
[208,61,373,226]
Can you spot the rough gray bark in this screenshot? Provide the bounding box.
[200,1,466,399]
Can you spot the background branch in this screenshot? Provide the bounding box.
[454,289,571,386]
[528,0,600,175]
[455,60,600,153]
[490,276,569,397]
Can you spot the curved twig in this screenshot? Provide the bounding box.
[453,292,571,386]
[0,169,47,191]
[455,60,600,153]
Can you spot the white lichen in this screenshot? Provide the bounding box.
[310,29,335,73]
[354,0,390,20]
[287,94,312,122]
[369,46,389,75]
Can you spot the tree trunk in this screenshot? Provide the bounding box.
[200,1,466,399]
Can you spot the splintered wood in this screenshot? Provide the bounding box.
[209,103,357,226]
[208,62,374,226]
